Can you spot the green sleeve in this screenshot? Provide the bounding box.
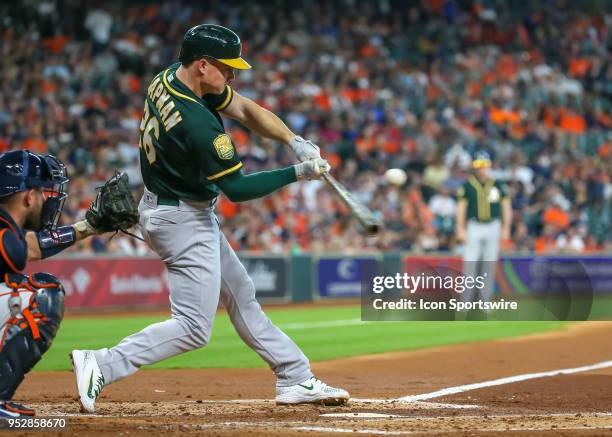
[203,85,234,111]
[184,115,243,181]
[496,181,509,199]
[216,167,297,202]
[457,184,467,200]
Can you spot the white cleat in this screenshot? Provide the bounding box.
[70,350,104,413]
[276,377,350,406]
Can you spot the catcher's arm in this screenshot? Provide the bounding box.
[26,220,98,262]
[26,172,140,262]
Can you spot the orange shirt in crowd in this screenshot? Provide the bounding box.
[42,34,69,54]
[313,93,331,111]
[542,107,556,128]
[489,107,520,125]
[22,137,47,153]
[229,128,249,149]
[559,109,586,134]
[217,196,239,219]
[535,235,557,254]
[542,206,570,230]
[324,151,341,168]
[599,142,612,158]
[0,138,10,153]
[569,58,592,77]
[497,54,517,80]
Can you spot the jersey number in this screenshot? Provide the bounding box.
[139,102,160,164]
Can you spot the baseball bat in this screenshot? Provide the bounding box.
[322,172,382,235]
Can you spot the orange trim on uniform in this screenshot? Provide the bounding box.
[0,216,17,234]
[21,308,40,340]
[3,403,35,415]
[28,278,55,289]
[5,277,31,290]
[0,229,21,272]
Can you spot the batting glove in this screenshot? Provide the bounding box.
[295,158,331,181]
[289,136,321,162]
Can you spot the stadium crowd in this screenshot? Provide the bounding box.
[0,0,611,255]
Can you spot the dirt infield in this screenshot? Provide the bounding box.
[11,322,612,436]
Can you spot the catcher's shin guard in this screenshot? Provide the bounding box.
[0,273,65,400]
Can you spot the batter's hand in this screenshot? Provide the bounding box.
[295,158,331,181]
[455,227,467,242]
[289,136,321,162]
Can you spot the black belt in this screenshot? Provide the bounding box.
[157,196,179,206]
[154,194,215,207]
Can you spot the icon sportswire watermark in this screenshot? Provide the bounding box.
[361,259,605,321]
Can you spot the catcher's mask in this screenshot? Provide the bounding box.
[0,150,69,230]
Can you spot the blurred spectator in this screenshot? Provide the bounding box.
[0,0,610,254]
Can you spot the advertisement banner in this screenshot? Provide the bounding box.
[317,257,380,297]
[497,256,612,296]
[26,255,288,309]
[27,257,169,309]
[241,256,288,299]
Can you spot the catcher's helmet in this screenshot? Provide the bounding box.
[178,24,251,70]
[0,150,69,229]
[472,151,492,169]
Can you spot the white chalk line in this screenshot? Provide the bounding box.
[293,426,408,435]
[295,424,612,435]
[322,413,406,418]
[179,398,479,409]
[399,359,612,402]
[278,319,370,330]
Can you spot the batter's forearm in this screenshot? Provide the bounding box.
[217,167,297,202]
[237,98,294,144]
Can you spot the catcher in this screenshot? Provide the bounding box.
[0,150,138,418]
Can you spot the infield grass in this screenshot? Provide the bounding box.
[35,304,565,371]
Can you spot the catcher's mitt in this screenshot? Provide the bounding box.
[86,172,139,233]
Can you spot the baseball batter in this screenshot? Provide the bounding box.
[455,151,512,303]
[71,24,349,412]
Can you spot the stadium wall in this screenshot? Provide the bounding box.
[26,253,612,310]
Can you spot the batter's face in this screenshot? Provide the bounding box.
[200,57,235,94]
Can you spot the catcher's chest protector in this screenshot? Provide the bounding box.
[0,272,65,400]
[0,209,27,276]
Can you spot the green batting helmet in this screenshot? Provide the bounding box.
[179,24,251,70]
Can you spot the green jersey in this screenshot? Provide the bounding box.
[457,176,508,222]
[138,63,241,201]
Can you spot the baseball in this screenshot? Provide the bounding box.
[384,168,407,186]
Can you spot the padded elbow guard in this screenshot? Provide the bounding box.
[0,272,65,400]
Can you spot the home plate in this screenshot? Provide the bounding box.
[321,413,405,418]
